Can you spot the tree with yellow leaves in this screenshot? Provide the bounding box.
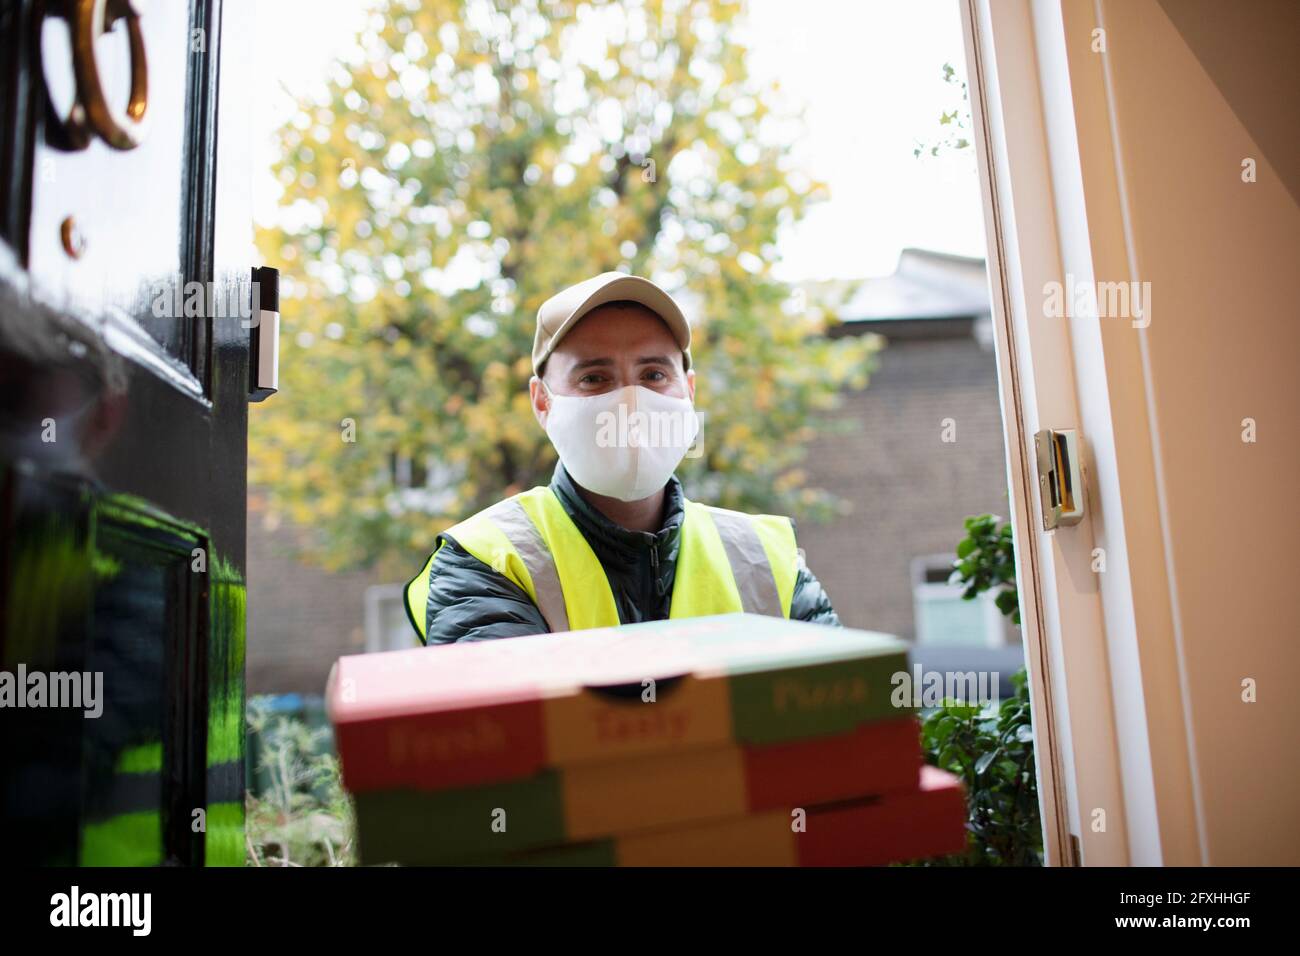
[253,0,879,570]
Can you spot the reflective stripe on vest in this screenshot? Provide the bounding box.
[405,486,797,641]
[704,506,783,617]
[482,497,571,632]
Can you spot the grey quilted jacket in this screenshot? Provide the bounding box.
[411,462,841,644]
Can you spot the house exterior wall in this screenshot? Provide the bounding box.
[795,324,1010,637]
[246,496,385,695]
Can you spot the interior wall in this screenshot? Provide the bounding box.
[1098,0,1300,865]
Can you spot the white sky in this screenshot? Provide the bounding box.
[252,0,985,282]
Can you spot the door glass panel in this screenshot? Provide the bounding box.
[29,3,203,375]
[0,466,202,865]
[82,495,203,866]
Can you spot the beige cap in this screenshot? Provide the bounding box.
[533,272,692,376]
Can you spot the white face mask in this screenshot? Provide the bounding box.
[541,382,699,502]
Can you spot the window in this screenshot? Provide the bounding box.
[910,554,1010,647]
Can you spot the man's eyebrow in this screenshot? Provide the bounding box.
[569,357,615,372]
[568,355,675,371]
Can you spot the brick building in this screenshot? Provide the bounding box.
[247,249,1015,695]
[794,249,1012,639]
[246,493,382,693]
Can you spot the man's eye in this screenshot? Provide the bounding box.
[643,370,667,382]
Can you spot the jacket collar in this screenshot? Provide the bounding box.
[548,461,685,567]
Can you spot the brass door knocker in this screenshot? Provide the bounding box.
[44,0,149,151]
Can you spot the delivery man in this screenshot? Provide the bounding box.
[405,271,841,644]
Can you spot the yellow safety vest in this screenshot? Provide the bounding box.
[405,485,799,641]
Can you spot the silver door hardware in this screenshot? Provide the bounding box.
[249,266,280,402]
[1034,428,1084,530]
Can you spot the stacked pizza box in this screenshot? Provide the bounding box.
[327,613,967,866]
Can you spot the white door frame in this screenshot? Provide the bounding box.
[959,0,1202,866]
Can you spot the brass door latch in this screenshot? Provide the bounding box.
[1034,428,1084,531]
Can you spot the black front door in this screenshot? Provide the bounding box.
[0,0,255,866]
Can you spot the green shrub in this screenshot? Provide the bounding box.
[907,513,1042,866]
[951,513,1020,624]
[914,671,1043,866]
[245,700,354,867]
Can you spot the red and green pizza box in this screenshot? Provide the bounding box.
[352,715,923,865]
[368,766,967,867]
[328,612,912,796]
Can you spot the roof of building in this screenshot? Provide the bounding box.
[804,248,991,324]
